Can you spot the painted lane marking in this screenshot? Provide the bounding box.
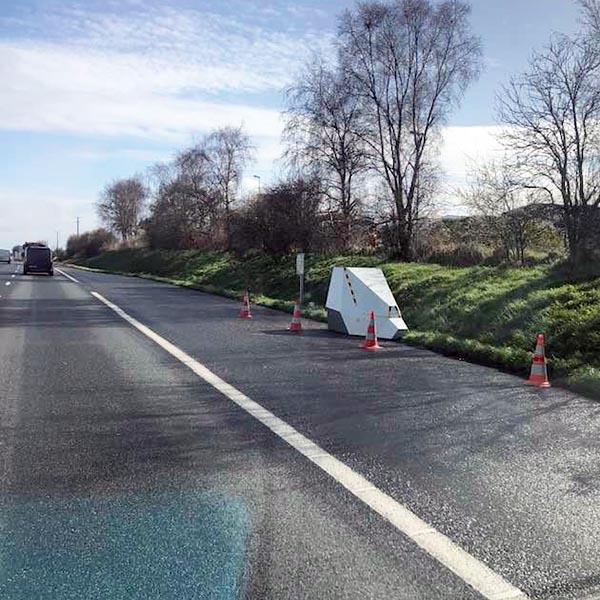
[89,290,528,600]
[55,268,79,283]
[11,274,15,278]
[5,282,11,287]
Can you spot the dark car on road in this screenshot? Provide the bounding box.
[23,245,53,276]
[0,249,11,264]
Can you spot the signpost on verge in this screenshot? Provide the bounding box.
[296,253,305,304]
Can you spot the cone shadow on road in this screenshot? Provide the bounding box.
[261,329,341,339]
[258,329,440,361]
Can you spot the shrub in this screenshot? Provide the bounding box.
[230,177,324,255]
[424,244,485,267]
[65,229,116,259]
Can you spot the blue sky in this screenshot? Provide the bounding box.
[0,0,582,248]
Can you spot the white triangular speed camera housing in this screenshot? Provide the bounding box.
[325,267,408,340]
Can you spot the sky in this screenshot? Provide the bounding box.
[0,0,583,249]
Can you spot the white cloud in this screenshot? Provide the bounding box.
[72,148,173,163]
[0,189,97,249]
[4,4,505,184]
[0,37,285,143]
[440,125,505,182]
[438,125,505,214]
[0,74,284,142]
[0,2,331,143]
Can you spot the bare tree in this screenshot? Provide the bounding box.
[231,176,324,254]
[143,150,216,250]
[145,177,214,250]
[284,58,368,249]
[580,0,600,36]
[143,129,253,251]
[204,126,254,248]
[498,34,600,263]
[175,144,216,219]
[338,0,482,259]
[171,145,218,241]
[97,176,147,241]
[460,159,549,265]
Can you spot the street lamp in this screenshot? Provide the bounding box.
[253,174,261,195]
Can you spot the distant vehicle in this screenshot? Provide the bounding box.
[21,242,47,263]
[0,249,11,264]
[12,245,22,261]
[23,245,53,276]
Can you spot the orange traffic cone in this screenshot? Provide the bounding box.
[239,290,252,319]
[361,311,381,351]
[527,333,551,388]
[289,301,303,333]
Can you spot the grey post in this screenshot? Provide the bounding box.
[296,253,305,304]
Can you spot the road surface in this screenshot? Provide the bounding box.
[1,261,600,599]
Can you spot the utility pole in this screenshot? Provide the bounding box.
[56,231,59,253]
[76,216,80,236]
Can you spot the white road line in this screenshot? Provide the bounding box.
[89,290,528,600]
[55,268,79,283]
[5,282,10,287]
[11,274,15,278]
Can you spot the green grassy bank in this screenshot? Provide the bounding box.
[72,249,600,399]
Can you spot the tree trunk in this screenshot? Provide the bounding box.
[564,206,590,265]
[392,194,413,261]
[224,204,232,251]
[394,219,413,260]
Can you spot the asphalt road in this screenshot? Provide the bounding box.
[1,261,600,599]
